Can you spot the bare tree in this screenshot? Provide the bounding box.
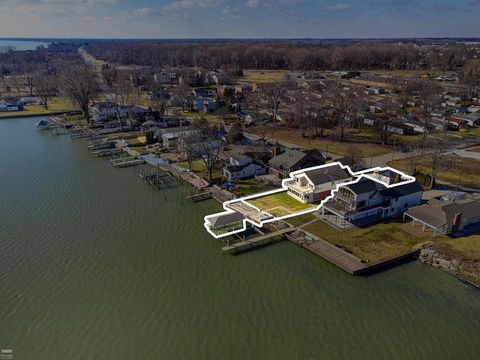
[376,100,402,145]
[197,126,223,182]
[461,60,480,102]
[33,72,55,110]
[61,65,98,123]
[328,81,362,142]
[429,140,448,187]
[417,81,442,139]
[261,83,283,124]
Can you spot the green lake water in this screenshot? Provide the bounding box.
[1,117,479,360]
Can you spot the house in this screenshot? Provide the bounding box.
[450,113,480,127]
[161,126,201,150]
[404,199,480,236]
[234,84,257,95]
[322,178,423,226]
[447,118,469,130]
[205,211,245,236]
[193,97,216,113]
[286,164,352,204]
[0,97,23,112]
[91,101,129,123]
[269,149,325,179]
[223,154,266,181]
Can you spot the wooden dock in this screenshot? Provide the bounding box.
[222,227,295,254]
[92,148,122,157]
[112,158,146,168]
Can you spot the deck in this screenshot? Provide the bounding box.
[222,228,295,254]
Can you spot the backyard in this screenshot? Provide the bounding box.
[0,97,76,118]
[303,219,430,264]
[247,191,313,216]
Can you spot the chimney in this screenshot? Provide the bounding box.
[453,213,462,229]
[272,146,281,157]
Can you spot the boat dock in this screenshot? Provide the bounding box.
[111,157,146,168]
[92,148,122,157]
[138,168,174,190]
[222,227,295,254]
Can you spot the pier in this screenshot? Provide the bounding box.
[222,227,295,254]
[111,157,146,168]
[138,167,174,190]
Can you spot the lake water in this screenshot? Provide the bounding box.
[0,40,49,52]
[1,116,479,360]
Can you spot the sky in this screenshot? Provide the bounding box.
[0,0,479,39]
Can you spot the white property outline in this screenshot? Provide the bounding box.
[204,162,416,239]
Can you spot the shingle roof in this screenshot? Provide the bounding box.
[303,165,351,185]
[345,178,385,195]
[208,212,244,227]
[406,199,480,229]
[380,181,423,198]
[269,149,308,169]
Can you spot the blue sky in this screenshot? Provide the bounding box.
[0,0,479,38]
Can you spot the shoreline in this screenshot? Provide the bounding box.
[0,111,77,120]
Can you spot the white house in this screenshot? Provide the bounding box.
[223,154,266,181]
[286,164,352,204]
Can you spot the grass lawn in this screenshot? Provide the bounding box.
[178,160,223,182]
[237,69,292,84]
[0,97,76,118]
[247,127,391,157]
[230,179,278,197]
[430,234,480,286]
[389,154,480,189]
[286,213,317,227]
[304,219,429,264]
[248,191,313,213]
[439,235,480,258]
[180,111,224,124]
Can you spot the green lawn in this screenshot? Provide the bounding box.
[248,191,313,213]
[0,97,76,118]
[286,213,317,227]
[237,69,291,84]
[304,219,429,264]
[178,160,223,182]
[230,179,278,197]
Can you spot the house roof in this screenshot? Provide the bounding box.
[344,178,385,195]
[406,199,480,229]
[208,212,244,227]
[231,153,252,163]
[380,181,423,199]
[303,165,351,186]
[269,149,308,169]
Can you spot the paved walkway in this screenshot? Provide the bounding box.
[450,149,480,160]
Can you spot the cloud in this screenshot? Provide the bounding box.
[324,3,353,11]
[165,0,221,11]
[246,0,260,9]
[222,5,242,18]
[133,6,163,17]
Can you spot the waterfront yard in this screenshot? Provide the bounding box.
[389,154,480,189]
[230,179,278,197]
[178,160,223,183]
[303,219,429,264]
[429,234,480,286]
[248,191,313,215]
[0,97,76,118]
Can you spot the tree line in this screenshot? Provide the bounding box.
[84,41,477,71]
